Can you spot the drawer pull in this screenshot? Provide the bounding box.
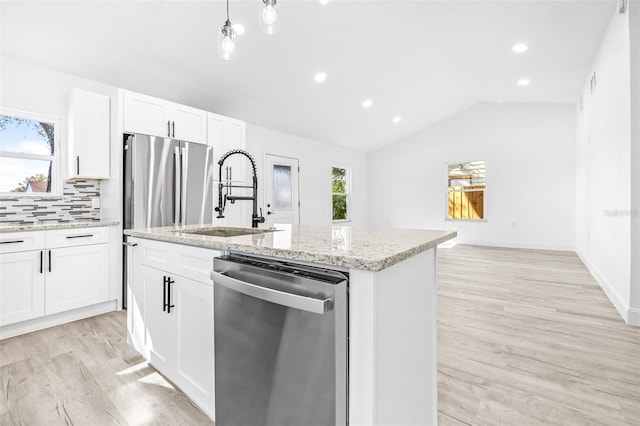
[65,234,94,239]
[48,250,52,272]
[0,240,24,245]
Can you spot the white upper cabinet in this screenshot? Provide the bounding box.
[123,90,171,137]
[68,88,111,179]
[207,112,247,183]
[123,90,207,144]
[171,103,208,144]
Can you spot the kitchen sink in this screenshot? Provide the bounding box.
[180,227,277,238]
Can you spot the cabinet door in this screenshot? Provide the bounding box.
[123,90,171,137]
[171,103,207,144]
[223,118,247,183]
[68,89,110,179]
[142,265,178,374]
[0,251,45,326]
[45,244,109,315]
[207,112,225,156]
[174,277,215,417]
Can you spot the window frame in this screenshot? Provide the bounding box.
[331,165,351,223]
[0,108,62,197]
[444,160,487,222]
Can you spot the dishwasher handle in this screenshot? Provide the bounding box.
[211,270,333,315]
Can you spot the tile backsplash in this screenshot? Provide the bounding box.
[0,180,100,225]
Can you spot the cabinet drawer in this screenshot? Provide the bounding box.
[46,227,109,248]
[131,237,220,285]
[0,231,45,254]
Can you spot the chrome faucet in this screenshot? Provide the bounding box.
[215,149,265,228]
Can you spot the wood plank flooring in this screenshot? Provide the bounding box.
[0,244,638,425]
[0,312,213,425]
[437,245,640,426]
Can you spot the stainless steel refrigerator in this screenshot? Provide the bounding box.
[123,134,214,229]
[123,133,214,307]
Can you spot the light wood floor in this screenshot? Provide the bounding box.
[0,312,214,425]
[1,245,638,425]
[437,245,640,426]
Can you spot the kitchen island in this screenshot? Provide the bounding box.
[124,224,456,426]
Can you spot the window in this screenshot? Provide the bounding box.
[447,160,486,220]
[0,109,60,195]
[332,166,350,221]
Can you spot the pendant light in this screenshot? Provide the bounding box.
[218,0,237,61]
[260,0,279,35]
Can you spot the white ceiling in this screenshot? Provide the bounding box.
[1,0,615,153]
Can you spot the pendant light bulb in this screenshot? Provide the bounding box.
[218,20,237,61]
[260,0,279,34]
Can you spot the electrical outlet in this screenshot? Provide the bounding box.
[92,197,100,209]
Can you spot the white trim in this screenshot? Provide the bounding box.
[0,300,118,340]
[576,249,635,325]
[457,239,574,251]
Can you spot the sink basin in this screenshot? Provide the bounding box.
[180,227,277,238]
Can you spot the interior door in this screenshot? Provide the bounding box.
[264,155,300,226]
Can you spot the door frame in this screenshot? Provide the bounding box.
[262,153,300,225]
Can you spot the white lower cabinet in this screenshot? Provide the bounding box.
[0,227,111,332]
[0,250,45,326]
[127,237,217,419]
[46,244,109,315]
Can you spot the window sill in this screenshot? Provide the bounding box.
[0,194,63,200]
[445,218,488,223]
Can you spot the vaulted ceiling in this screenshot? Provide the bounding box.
[1,0,615,152]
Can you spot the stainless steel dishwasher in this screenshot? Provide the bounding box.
[211,254,348,426]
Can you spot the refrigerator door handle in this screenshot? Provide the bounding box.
[180,146,187,227]
[174,146,181,225]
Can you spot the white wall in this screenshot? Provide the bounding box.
[576,5,637,325]
[368,102,576,250]
[246,124,368,227]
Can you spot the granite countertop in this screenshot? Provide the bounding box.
[124,224,457,271]
[0,221,120,233]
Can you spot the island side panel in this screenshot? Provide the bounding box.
[348,267,377,426]
[349,248,438,426]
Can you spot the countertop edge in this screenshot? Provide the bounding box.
[0,221,120,233]
[124,229,458,271]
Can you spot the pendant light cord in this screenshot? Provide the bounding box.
[226,0,230,22]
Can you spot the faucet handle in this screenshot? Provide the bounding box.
[257,208,266,223]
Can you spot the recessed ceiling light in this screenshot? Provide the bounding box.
[314,72,327,83]
[232,24,245,36]
[517,78,530,86]
[362,99,373,108]
[512,43,528,53]
[318,0,333,5]
[392,116,402,124]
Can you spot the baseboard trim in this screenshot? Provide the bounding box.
[575,250,636,326]
[627,308,640,326]
[0,300,119,340]
[453,238,574,252]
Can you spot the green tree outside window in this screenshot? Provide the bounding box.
[332,167,349,221]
